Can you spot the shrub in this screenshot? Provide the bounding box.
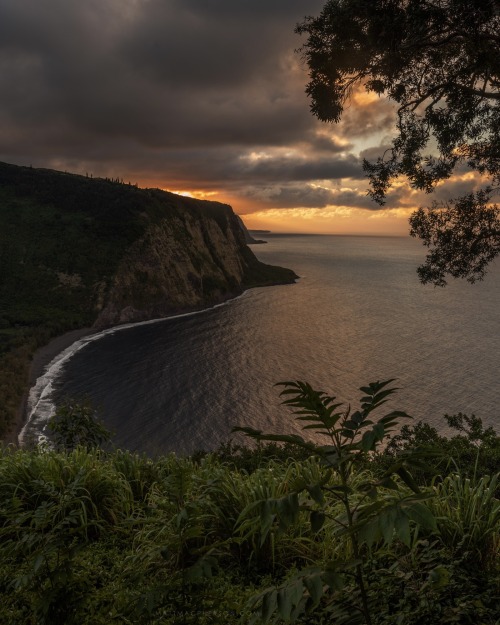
[234,379,437,625]
[47,400,113,452]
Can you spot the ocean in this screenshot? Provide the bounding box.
[21,234,500,455]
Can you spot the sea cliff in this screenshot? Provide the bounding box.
[0,161,296,442]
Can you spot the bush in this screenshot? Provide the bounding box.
[47,400,113,452]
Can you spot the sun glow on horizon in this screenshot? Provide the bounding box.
[240,206,413,236]
[162,189,220,200]
[147,169,483,237]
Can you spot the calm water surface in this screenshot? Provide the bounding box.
[23,234,500,455]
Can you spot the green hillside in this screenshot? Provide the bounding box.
[0,161,295,439]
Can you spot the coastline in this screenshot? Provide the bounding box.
[7,275,298,448]
[5,327,95,447]
[29,328,96,388]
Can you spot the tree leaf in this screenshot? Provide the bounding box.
[277,588,293,621]
[373,423,385,440]
[379,506,397,544]
[394,510,411,547]
[361,429,377,452]
[277,493,299,528]
[396,467,421,494]
[321,567,344,591]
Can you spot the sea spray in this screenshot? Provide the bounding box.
[19,294,251,447]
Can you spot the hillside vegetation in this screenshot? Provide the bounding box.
[0,381,498,625]
[0,161,296,439]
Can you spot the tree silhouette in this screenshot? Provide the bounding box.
[297,0,500,284]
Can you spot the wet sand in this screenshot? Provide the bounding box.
[4,275,299,448]
[4,327,95,446]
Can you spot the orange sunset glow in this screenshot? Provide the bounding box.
[0,0,484,236]
[2,2,499,620]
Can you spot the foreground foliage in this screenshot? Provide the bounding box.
[0,381,498,624]
[234,380,437,625]
[47,400,113,453]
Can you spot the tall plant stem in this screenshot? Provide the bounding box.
[340,466,373,625]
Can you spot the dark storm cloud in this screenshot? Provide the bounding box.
[240,185,375,210]
[307,133,354,153]
[0,0,397,213]
[119,147,363,189]
[238,154,361,184]
[239,181,410,210]
[120,0,307,89]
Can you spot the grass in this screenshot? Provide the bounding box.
[430,473,499,567]
[0,437,498,624]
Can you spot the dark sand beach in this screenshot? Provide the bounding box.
[5,293,256,447]
[5,327,95,446]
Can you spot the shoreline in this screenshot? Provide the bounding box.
[4,327,96,447]
[29,328,96,388]
[7,277,298,448]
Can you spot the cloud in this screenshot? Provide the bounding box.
[0,1,322,140]
[306,132,354,153]
[120,0,305,89]
[335,89,398,141]
[0,0,420,224]
[239,182,402,211]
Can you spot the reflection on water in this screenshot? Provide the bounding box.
[24,234,500,456]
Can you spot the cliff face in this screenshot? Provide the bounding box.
[0,161,296,332]
[0,161,296,438]
[235,215,267,244]
[95,202,284,327]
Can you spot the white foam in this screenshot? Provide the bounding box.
[18,294,249,447]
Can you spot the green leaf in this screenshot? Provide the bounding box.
[396,467,421,494]
[262,589,278,624]
[373,422,385,440]
[306,483,324,505]
[427,565,450,589]
[377,476,399,491]
[372,388,398,403]
[404,501,436,531]
[277,493,299,528]
[289,579,305,612]
[186,553,217,582]
[394,510,411,546]
[379,410,412,423]
[351,410,364,424]
[358,517,381,548]
[303,572,323,608]
[232,426,262,437]
[361,429,377,451]
[379,506,397,544]
[326,484,352,495]
[277,588,293,621]
[310,510,325,533]
[321,568,344,590]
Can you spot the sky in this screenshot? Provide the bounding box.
[0,0,480,235]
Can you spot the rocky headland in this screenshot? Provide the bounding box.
[0,161,296,442]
